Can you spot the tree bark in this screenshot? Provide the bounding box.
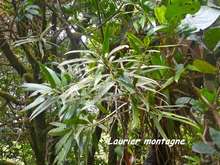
[87,125,102,165]
[0,33,27,76]
[108,119,118,165]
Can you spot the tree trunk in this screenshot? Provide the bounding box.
[108,119,118,165]
[87,125,102,165]
[144,144,171,165]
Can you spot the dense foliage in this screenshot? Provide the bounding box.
[1,0,220,164]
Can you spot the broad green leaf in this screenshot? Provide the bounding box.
[191,100,207,112]
[192,59,217,74]
[154,5,167,24]
[192,142,216,154]
[58,137,72,163]
[210,128,220,147]
[166,0,200,22]
[151,53,166,65]
[200,88,216,103]
[204,27,220,50]
[150,53,167,77]
[186,64,201,72]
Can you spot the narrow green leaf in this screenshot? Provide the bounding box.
[161,77,174,89]
[131,74,159,86]
[153,111,200,129]
[22,83,52,92]
[127,32,144,53]
[50,122,66,127]
[175,97,195,105]
[41,65,61,88]
[25,13,33,20]
[154,118,168,139]
[118,74,135,93]
[64,50,97,56]
[59,58,95,66]
[28,9,40,16]
[48,127,69,136]
[23,96,45,111]
[61,72,72,86]
[30,98,55,120]
[108,45,129,57]
[96,103,108,114]
[174,64,185,82]
[131,96,140,129]
[55,131,73,164]
[96,81,115,99]
[102,25,111,54]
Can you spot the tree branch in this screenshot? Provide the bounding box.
[0,33,27,77]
